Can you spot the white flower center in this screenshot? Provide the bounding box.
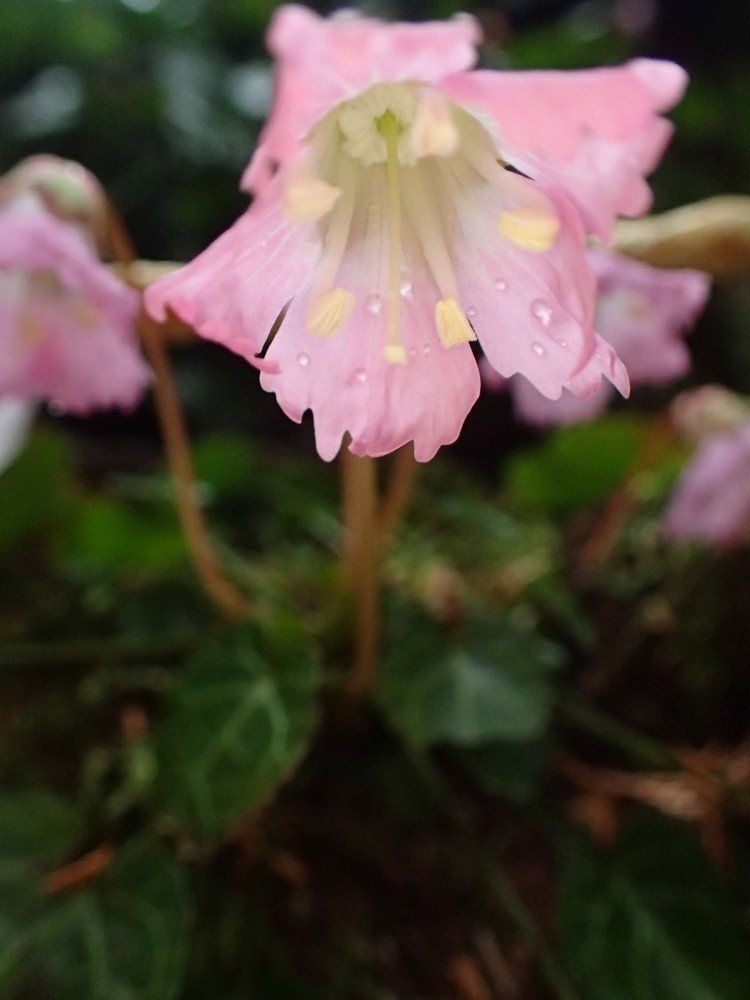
[283,81,561,364]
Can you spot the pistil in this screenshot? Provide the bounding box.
[379,110,407,365]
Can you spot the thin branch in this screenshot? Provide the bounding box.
[142,321,253,621]
[43,844,115,895]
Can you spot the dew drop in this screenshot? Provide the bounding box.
[493,277,508,291]
[366,293,381,314]
[556,338,568,348]
[466,307,477,318]
[400,278,413,298]
[354,367,368,383]
[422,343,431,354]
[297,353,310,367]
[408,347,417,358]
[531,341,546,357]
[531,299,553,327]
[48,401,66,417]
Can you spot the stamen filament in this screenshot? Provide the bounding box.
[404,166,459,301]
[306,159,357,336]
[310,161,357,301]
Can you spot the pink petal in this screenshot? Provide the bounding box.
[665,427,750,547]
[0,195,139,309]
[0,196,149,413]
[511,377,613,427]
[144,176,318,368]
[242,5,481,195]
[446,172,598,400]
[444,59,686,240]
[565,333,630,399]
[589,247,710,385]
[259,185,480,461]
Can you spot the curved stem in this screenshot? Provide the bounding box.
[559,694,677,770]
[378,444,417,546]
[341,450,380,701]
[142,322,253,621]
[100,194,253,622]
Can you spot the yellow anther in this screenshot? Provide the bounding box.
[435,298,476,348]
[498,206,560,252]
[383,344,407,364]
[306,287,354,338]
[283,175,341,223]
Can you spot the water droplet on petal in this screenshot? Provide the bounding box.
[422,343,431,354]
[48,401,65,417]
[466,307,477,318]
[494,278,508,291]
[531,341,545,357]
[297,353,310,367]
[556,338,568,348]
[531,299,552,327]
[354,367,367,383]
[366,293,381,314]
[408,347,417,358]
[400,278,413,298]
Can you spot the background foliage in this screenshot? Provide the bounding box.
[2,1,750,997]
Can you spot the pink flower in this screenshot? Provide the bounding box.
[0,160,149,414]
[664,427,750,547]
[501,249,710,427]
[146,5,687,460]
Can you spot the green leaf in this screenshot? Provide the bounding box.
[559,817,750,1000]
[457,738,551,803]
[156,621,319,842]
[0,791,83,988]
[0,882,47,989]
[0,431,74,555]
[377,604,563,750]
[192,434,260,501]
[31,839,192,1000]
[0,790,83,879]
[62,496,186,573]
[505,416,648,516]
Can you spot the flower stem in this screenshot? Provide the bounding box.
[341,450,380,701]
[379,444,417,545]
[100,194,252,622]
[142,321,253,621]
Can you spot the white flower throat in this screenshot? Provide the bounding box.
[282,82,561,364]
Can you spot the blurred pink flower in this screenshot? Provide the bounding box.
[147,5,687,460]
[500,249,710,427]
[670,384,750,445]
[0,397,34,474]
[0,182,149,414]
[665,427,750,547]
